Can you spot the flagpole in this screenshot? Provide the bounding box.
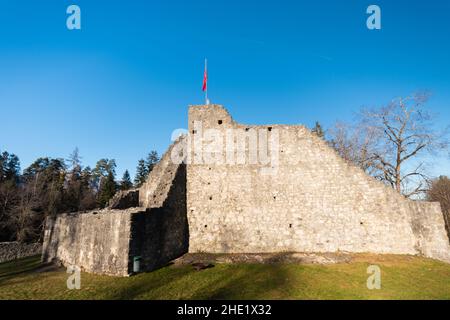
[205,58,209,105]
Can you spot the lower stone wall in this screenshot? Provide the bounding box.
[42,208,142,276]
[187,158,450,264]
[42,164,189,276]
[409,201,450,262]
[129,164,189,272]
[0,242,42,263]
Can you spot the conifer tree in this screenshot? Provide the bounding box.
[97,171,117,208]
[134,159,148,187]
[65,148,83,212]
[311,121,325,138]
[120,170,132,191]
[79,166,96,211]
[145,151,159,174]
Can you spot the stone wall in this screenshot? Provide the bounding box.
[129,137,189,271]
[42,208,139,276]
[108,189,139,210]
[130,163,188,271]
[42,103,450,277]
[186,104,450,263]
[139,137,186,208]
[0,242,42,263]
[42,138,188,276]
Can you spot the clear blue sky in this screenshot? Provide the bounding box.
[1,0,449,178]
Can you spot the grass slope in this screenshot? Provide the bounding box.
[0,254,449,300]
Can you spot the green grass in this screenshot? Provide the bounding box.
[0,254,450,300]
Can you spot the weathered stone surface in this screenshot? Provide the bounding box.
[42,138,188,276]
[108,189,139,210]
[0,242,42,263]
[187,104,450,263]
[42,103,450,277]
[139,137,186,209]
[42,208,141,276]
[129,163,188,272]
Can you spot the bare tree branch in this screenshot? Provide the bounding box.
[328,92,448,198]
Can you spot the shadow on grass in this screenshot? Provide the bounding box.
[107,259,294,300]
[102,264,197,300]
[196,264,291,300]
[0,255,54,285]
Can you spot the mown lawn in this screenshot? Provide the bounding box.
[0,254,449,300]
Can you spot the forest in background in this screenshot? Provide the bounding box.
[0,148,159,243]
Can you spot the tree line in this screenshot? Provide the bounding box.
[0,148,159,243]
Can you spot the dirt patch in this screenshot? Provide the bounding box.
[348,253,425,266]
[173,252,354,266]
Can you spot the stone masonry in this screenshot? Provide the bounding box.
[187,105,450,263]
[42,104,450,276]
[0,242,42,263]
[42,137,188,276]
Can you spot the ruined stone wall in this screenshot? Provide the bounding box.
[42,103,450,276]
[139,137,186,209]
[130,164,188,271]
[42,208,141,276]
[42,138,189,276]
[128,137,189,271]
[186,104,450,263]
[0,242,42,263]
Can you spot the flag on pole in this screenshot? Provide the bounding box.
[202,59,209,105]
[202,59,208,92]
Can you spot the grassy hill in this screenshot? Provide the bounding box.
[1,254,450,300]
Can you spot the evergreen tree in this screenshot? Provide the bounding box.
[145,151,159,174]
[14,157,66,242]
[311,121,325,139]
[97,171,117,208]
[93,159,117,208]
[68,147,82,172]
[120,170,132,191]
[0,150,20,241]
[65,148,83,212]
[134,159,148,187]
[79,166,96,211]
[92,159,116,191]
[22,158,66,192]
[0,151,20,183]
[80,166,94,190]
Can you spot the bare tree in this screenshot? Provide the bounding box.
[427,176,450,240]
[0,180,19,241]
[329,93,448,197]
[3,183,41,243]
[328,121,380,175]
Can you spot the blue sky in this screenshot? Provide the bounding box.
[0,0,449,178]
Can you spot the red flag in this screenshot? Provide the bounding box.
[202,61,207,92]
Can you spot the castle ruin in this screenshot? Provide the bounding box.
[42,104,450,276]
